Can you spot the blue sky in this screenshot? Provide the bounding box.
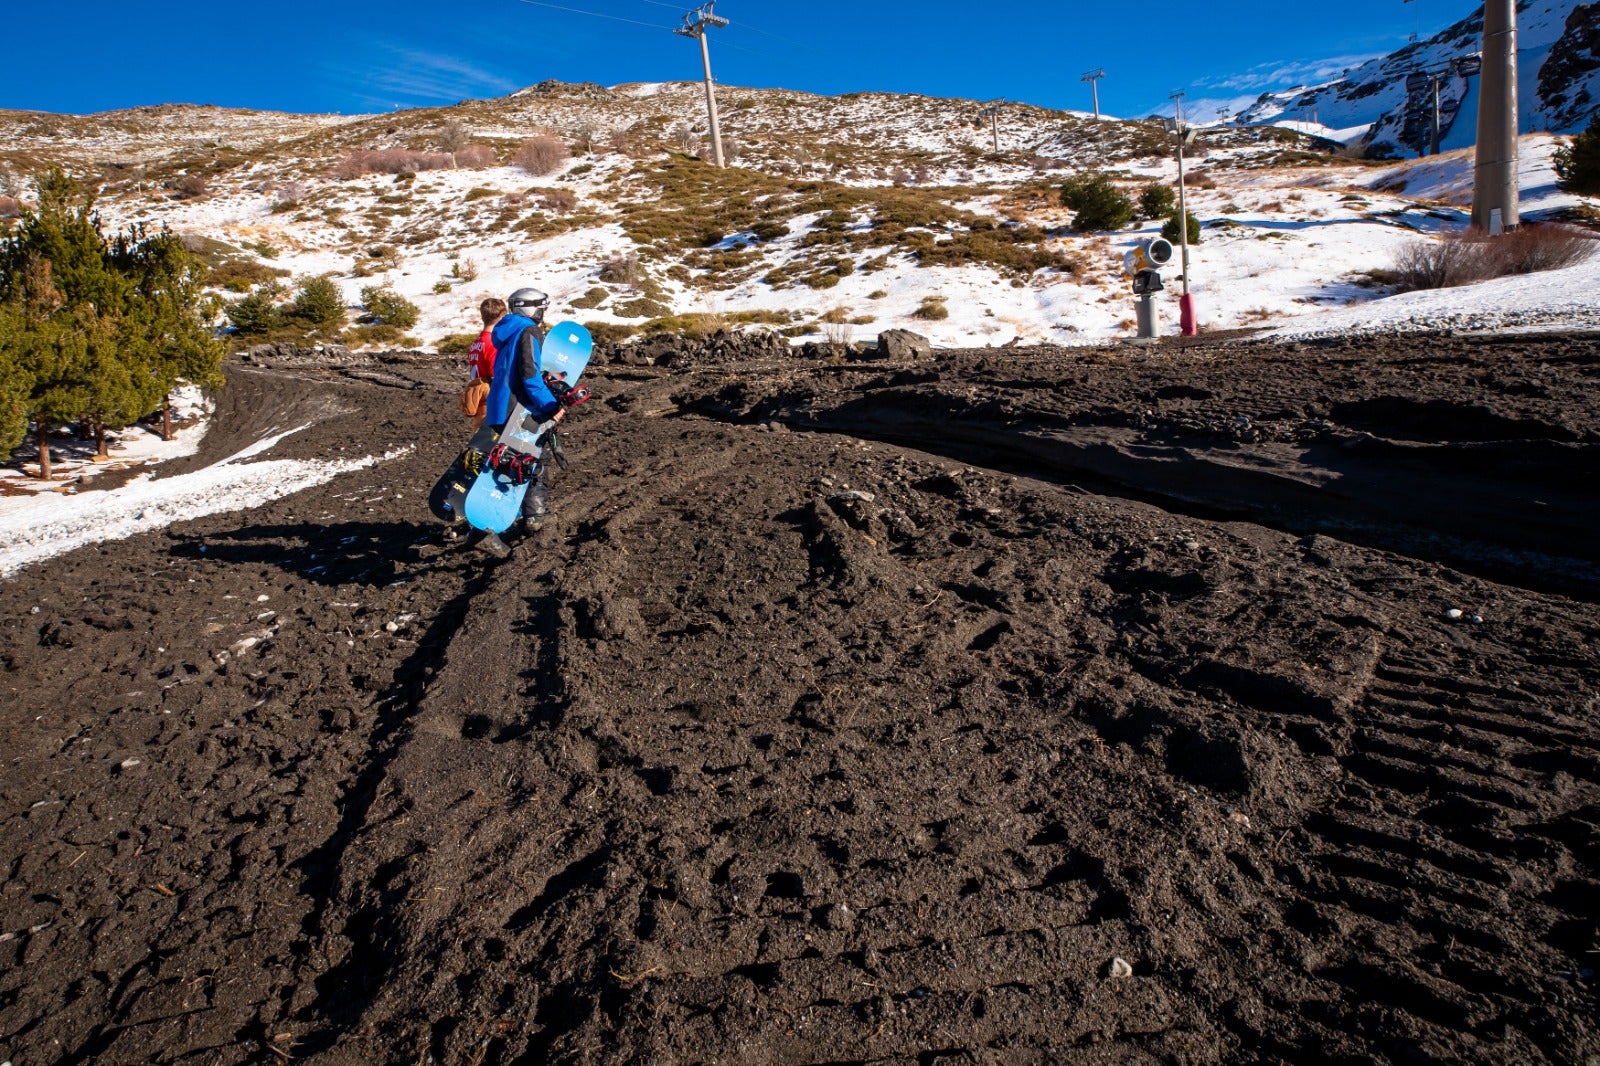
[3,0,1474,119]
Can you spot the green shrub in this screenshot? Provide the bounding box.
[588,322,640,345]
[615,296,672,319]
[1162,210,1202,245]
[432,280,452,294]
[226,285,284,335]
[915,296,949,321]
[1138,183,1176,221]
[570,287,609,309]
[750,219,789,242]
[1554,114,1600,196]
[435,332,477,354]
[1061,173,1134,231]
[291,275,345,328]
[359,286,420,328]
[350,323,404,345]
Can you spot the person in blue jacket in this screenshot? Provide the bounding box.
[477,286,567,555]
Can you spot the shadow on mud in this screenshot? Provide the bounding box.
[168,520,462,587]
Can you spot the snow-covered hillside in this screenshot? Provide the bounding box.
[1238,0,1598,154]
[0,76,1595,350]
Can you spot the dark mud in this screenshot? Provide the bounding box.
[2,331,1598,1065]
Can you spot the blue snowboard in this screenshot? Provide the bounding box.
[462,321,592,534]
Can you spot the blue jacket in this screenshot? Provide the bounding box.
[485,314,560,426]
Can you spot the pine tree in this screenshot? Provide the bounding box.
[1138,183,1177,222]
[1,167,224,473]
[1162,209,1202,246]
[1553,114,1600,196]
[1061,173,1135,232]
[226,284,285,335]
[112,225,225,439]
[0,304,36,456]
[291,275,346,330]
[360,286,420,328]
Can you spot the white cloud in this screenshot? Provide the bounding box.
[331,45,522,110]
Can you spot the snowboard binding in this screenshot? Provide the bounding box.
[486,444,541,486]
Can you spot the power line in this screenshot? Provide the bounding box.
[516,0,672,32]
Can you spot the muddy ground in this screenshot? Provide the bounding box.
[2,330,1598,1065]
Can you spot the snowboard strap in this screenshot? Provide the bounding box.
[486,443,541,485]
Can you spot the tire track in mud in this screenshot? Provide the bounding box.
[0,357,499,1064]
[5,337,1600,1065]
[298,350,1598,1063]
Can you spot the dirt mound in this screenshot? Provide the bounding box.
[603,328,825,370]
[2,332,1598,1065]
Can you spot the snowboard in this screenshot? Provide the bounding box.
[427,419,498,524]
[461,321,593,534]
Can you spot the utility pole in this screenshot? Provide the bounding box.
[1405,54,1480,157]
[1472,0,1519,232]
[978,100,1006,152]
[675,2,729,168]
[1170,91,1197,337]
[1081,69,1105,120]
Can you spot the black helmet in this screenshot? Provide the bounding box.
[508,286,548,321]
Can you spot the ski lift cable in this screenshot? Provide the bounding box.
[517,0,674,32]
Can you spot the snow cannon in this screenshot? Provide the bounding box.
[1123,238,1175,277]
[1125,238,1174,341]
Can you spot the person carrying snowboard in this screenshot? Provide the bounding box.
[475,286,583,556]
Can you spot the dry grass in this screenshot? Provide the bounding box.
[334,149,455,179]
[1393,225,1597,292]
[515,137,570,177]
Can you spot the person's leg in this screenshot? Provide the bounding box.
[520,443,553,522]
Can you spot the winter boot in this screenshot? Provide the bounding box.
[472,530,511,558]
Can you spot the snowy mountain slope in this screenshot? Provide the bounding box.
[0,78,1594,351]
[0,104,361,171]
[1236,0,1599,155]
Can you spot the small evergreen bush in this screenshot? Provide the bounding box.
[435,332,477,355]
[1061,173,1134,231]
[1554,114,1600,196]
[359,286,420,328]
[226,285,284,334]
[1138,183,1176,221]
[1162,210,1202,245]
[291,275,346,328]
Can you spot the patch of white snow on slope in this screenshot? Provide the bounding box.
[1259,251,1600,342]
[0,425,414,578]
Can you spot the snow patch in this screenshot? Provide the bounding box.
[0,426,414,579]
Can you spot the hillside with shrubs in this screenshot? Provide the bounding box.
[0,77,1594,351]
